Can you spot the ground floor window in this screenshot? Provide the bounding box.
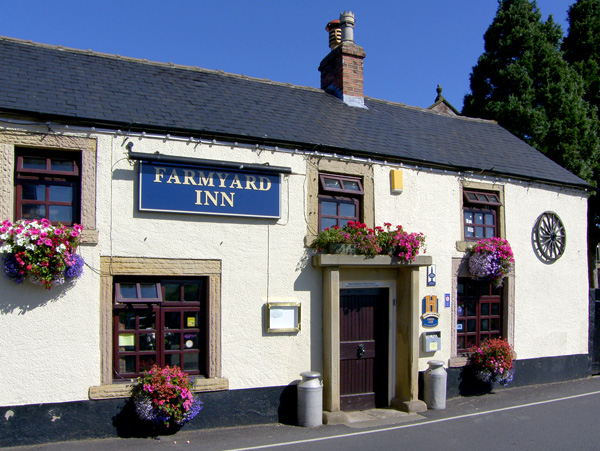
[113,278,207,379]
[456,278,502,354]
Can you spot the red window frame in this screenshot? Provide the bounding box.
[15,148,80,226]
[457,278,503,354]
[318,173,363,231]
[318,195,360,231]
[115,282,163,303]
[113,278,207,380]
[463,190,501,240]
[319,174,364,195]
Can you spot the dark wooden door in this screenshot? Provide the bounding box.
[340,288,389,411]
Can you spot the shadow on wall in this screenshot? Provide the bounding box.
[294,248,324,377]
[0,278,74,314]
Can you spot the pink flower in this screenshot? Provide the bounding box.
[44,239,53,246]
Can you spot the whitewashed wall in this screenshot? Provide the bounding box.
[0,126,589,406]
[505,185,588,359]
[98,134,319,391]
[0,245,100,406]
[372,165,589,368]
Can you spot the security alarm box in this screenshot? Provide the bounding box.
[422,331,441,353]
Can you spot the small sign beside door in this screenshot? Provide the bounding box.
[421,295,440,328]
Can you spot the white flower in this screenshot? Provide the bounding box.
[56,243,67,254]
[25,243,36,251]
[0,244,13,254]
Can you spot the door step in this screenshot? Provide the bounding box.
[323,408,425,428]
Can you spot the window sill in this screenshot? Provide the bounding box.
[81,229,99,245]
[448,356,469,368]
[89,377,229,400]
[455,241,472,253]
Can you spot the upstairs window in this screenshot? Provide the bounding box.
[318,174,364,231]
[15,148,80,225]
[463,190,501,240]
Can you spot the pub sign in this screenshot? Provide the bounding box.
[139,160,281,218]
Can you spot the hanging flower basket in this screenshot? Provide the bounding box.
[312,221,425,262]
[469,338,515,387]
[468,237,514,287]
[131,365,203,428]
[0,219,85,289]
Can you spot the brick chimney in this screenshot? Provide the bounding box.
[319,11,367,108]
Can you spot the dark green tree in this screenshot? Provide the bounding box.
[563,0,600,108]
[463,0,599,183]
[563,0,600,282]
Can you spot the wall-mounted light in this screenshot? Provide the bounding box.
[390,169,403,193]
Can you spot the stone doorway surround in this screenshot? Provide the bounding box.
[312,254,432,422]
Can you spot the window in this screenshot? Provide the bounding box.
[15,148,80,225]
[456,278,502,354]
[113,278,208,379]
[318,173,364,231]
[463,189,501,240]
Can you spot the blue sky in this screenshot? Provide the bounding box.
[0,1,576,110]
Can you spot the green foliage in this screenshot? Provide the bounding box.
[463,0,600,183]
[563,0,600,107]
[563,0,600,270]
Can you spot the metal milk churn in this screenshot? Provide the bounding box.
[297,371,323,427]
[424,360,447,410]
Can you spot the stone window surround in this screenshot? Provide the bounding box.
[90,257,227,400]
[0,131,98,243]
[305,157,374,245]
[451,181,514,367]
[449,258,515,367]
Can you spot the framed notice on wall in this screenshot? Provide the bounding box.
[265,302,301,333]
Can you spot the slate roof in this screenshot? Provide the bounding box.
[0,36,588,188]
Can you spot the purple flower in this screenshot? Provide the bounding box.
[64,254,85,280]
[180,396,203,424]
[3,253,25,284]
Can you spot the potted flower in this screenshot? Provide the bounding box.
[312,221,425,262]
[131,365,203,429]
[469,338,515,387]
[468,237,514,287]
[378,222,426,261]
[0,218,84,289]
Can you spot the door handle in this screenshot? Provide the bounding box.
[357,343,365,358]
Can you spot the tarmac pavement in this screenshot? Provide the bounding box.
[5,376,600,450]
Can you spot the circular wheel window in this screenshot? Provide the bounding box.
[532,212,566,263]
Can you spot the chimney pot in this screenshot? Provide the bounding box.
[326,20,342,49]
[340,11,355,43]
